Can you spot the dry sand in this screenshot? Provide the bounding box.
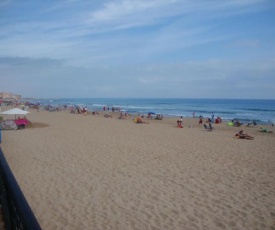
[1,108,275,230]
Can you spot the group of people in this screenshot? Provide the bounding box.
[103,106,121,113]
[155,114,163,120]
[197,114,222,126]
[177,114,273,140]
[68,107,273,138]
[69,106,88,115]
[118,112,130,120]
[232,119,242,127]
[234,127,273,140]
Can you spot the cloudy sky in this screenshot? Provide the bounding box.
[0,0,275,99]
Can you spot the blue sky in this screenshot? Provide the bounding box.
[0,0,275,99]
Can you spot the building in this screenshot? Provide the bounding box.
[0,92,22,100]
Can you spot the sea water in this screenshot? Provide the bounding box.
[27,98,275,124]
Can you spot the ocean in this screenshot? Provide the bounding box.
[26,98,275,125]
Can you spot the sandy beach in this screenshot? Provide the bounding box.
[1,108,275,230]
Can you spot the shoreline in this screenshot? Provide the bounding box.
[1,104,274,129]
[10,97,275,125]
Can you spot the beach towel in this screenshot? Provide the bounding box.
[0,120,18,130]
[227,122,234,126]
[15,118,29,126]
[260,127,273,133]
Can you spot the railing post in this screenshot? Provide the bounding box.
[0,147,41,230]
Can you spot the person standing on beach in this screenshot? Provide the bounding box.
[199,116,203,126]
[211,112,215,121]
[177,116,183,128]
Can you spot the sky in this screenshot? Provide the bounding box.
[0,0,275,99]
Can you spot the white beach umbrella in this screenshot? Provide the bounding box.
[1,108,30,119]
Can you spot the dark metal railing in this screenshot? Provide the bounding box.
[0,147,41,230]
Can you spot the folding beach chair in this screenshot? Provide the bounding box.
[204,123,213,131]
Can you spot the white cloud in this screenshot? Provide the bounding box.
[138,77,161,84]
[231,40,260,48]
[90,0,178,22]
[0,0,274,98]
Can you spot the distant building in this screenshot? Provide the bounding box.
[0,92,22,100]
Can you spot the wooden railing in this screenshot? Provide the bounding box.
[0,147,41,230]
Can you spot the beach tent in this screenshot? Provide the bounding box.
[1,108,30,119]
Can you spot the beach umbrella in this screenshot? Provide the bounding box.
[1,108,30,119]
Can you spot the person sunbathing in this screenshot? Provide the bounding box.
[233,120,242,127]
[147,113,153,119]
[135,117,149,124]
[118,112,126,119]
[235,130,254,140]
[104,113,112,118]
[155,114,163,120]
